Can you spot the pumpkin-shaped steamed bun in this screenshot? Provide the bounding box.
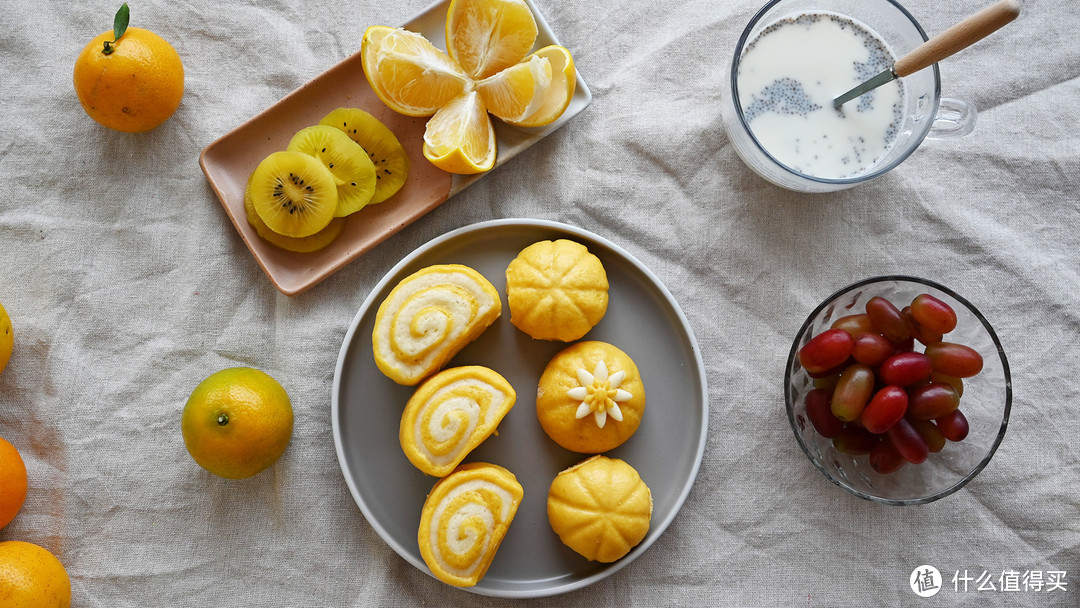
[505,239,608,342]
[547,455,652,563]
[537,341,645,453]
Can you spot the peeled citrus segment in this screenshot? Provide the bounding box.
[244,176,345,253]
[507,45,577,127]
[423,92,496,175]
[287,125,376,217]
[248,151,338,238]
[399,366,517,477]
[446,0,538,80]
[476,55,552,124]
[319,108,410,204]
[418,462,523,587]
[362,26,471,117]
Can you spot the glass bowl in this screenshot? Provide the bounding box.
[785,276,1011,505]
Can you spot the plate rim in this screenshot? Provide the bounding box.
[330,218,710,598]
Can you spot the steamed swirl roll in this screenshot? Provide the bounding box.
[400,366,516,477]
[372,264,501,385]
[418,463,523,587]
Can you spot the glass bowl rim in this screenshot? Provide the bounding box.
[784,274,1012,505]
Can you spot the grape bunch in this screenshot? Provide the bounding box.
[798,293,983,474]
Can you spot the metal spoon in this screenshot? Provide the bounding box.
[833,0,1021,108]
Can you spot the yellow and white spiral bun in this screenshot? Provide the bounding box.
[418,462,524,587]
[547,455,652,563]
[400,366,516,477]
[372,264,502,385]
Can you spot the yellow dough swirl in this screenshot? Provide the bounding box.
[418,463,524,587]
[372,264,501,385]
[400,366,516,477]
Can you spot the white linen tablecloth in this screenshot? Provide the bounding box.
[1,0,1077,605]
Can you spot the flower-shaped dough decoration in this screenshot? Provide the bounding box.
[568,360,633,429]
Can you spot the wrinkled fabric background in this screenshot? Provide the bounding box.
[1,0,1078,605]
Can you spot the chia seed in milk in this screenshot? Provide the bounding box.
[737,13,906,179]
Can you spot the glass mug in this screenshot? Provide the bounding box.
[720,0,976,193]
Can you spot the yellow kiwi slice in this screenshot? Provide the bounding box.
[249,151,338,238]
[319,108,409,204]
[243,175,345,253]
[287,125,376,217]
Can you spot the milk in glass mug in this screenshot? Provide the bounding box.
[720,0,979,193]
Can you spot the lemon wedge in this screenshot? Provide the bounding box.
[422,91,496,174]
[362,26,471,117]
[445,0,538,79]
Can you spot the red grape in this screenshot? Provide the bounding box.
[878,352,933,387]
[910,293,957,334]
[925,342,984,378]
[831,313,877,339]
[869,440,906,474]
[799,329,854,375]
[852,333,895,366]
[903,306,944,346]
[912,419,947,453]
[907,382,961,420]
[797,290,984,473]
[813,373,841,392]
[805,388,844,438]
[833,426,879,455]
[860,386,909,434]
[930,372,964,397]
[886,418,929,464]
[866,296,910,343]
[808,358,853,379]
[888,335,916,353]
[935,410,970,442]
[831,363,875,422]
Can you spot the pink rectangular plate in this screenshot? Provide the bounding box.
[199,0,592,296]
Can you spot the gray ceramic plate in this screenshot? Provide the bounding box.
[332,219,708,598]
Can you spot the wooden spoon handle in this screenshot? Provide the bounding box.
[894,0,1021,77]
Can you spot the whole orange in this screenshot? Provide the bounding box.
[181,367,294,480]
[73,26,184,133]
[0,437,27,530]
[0,541,71,608]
